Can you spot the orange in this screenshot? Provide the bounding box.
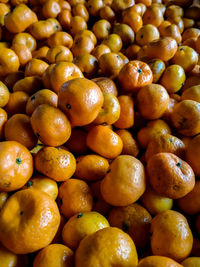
[33,244,74,267]
[75,227,138,267]
[111,0,135,12]
[185,134,200,177]
[136,83,169,120]
[46,45,73,63]
[181,257,200,267]
[102,33,123,53]
[35,146,76,182]
[177,180,200,215]
[136,24,160,46]
[147,152,195,199]
[0,192,8,210]
[4,71,24,92]
[24,175,58,200]
[99,5,116,22]
[5,91,29,116]
[87,0,104,16]
[113,23,135,46]
[141,186,173,215]
[125,44,141,60]
[11,43,32,67]
[0,47,19,77]
[13,76,43,95]
[58,9,72,30]
[25,58,49,77]
[62,211,109,249]
[92,19,111,40]
[160,24,182,44]
[122,10,143,33]
[171,45,198,72]
[75,154,109,182]
[0,188,60,254]
[30,104,71,147]
[160,64,185,93]
[0,108,7,140]
[182,27,200,42]
[145,133,185,161]
[26,89,58,115]
[137,119,171,148]
[0,81,9,108]
[58,78,103,126]
[91,44,111,60]
[143,6,164,27]
[171,100,200,136]
[86,125,123,159]
[147,59,166,83]
[165,4,183,18]
[73,54,98,78]
[12,33,36,52]
[146,37,177,62]
[118,60,153,93]
[116,129,139,157]
[42,0,61,18]
[101,155,146,206]
[4,114,37,150]
[108,203,152,248]
[72,3,89,22]
[71,35,95,57]
[138,256,182,267]
[92,77,118,96]
[65,128,88,155]
[150,210,193,261]
[0,141,33,191]
[47,31,73,49]
[58,178,93,218]
[70,15,87,36]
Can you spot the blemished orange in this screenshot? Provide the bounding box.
[58,78,104,126]
[58,178,93,218]
[33,244,74,267]
[147,152,195,199]
[75,154,109,182]
[62,211,110,249]
[138,256,183,267]
[0,188,60,254]
[35,146,76,182]
[108,203,152,248]
[0,141,33,192]
[4,114,37,150]
[141,186,173,215]
[75,227,138,267]
[30,104,71,147]
[101,155,146,206]
[118,60,153,93]
[86,125,123,159]
[150,210,193,262]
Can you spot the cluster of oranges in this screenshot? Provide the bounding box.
[0,0,199,266]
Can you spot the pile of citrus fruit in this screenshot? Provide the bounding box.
[0,0,199,265]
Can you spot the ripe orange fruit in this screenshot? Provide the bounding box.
[75,227,138,267]
[58,78,104,126]
[101,155,146,206]
[0,188,60,254]
[147,152,195,199]
[185,135,200,176]
[138,256,182,267]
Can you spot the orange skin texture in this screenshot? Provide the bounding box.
[58,78,103,127]
[49,62,83,93]
[0,82,10,108]
[11,44,32,66]
[30,104,71,147]
[102,34,122,53]
[136,24,160,46]
[92,77,118,96]
[5,91,29,116]
[118,60,153,93]
[75,227,138,267]
[42,0,61,18]
[0,141,33,192]
[147,152,195,199]
[13,76,43,95]
[58,9,72,30]
[185,134,200,176]
[0,48,20,77]
[113,23,135,46]
[143,6,164,27]
[65,128,88,155]
[4,4,37,33]
[116,129,139,157]
[177,181,200,215]
[137,119,171,148]
[145,133,185,161]
[111,0,135,12]
[75,154,109,182]
[33,244,74,267]
[150,210,193,262]
[92,44,111,60]
[73,54,98,78]
[171,100,200,136]
[71,36,95,57]
[0,108,7,140]
[70,16,87,36]
[148,59,166,83]
[182,28,200,42]
[47,32,73,49]
[0,188,60,254]
[24,175,58,200]
[46,45,73,64]
[137,83,170,120]
[108,203,152,248]
[181,257,200,267]
[138,256,183,267]
[26,89,58,116]
[92,19,111,41]
[122,10,143,33]
[160,24,182,44]
[4,114,37,150]
[25,58,49,77]
[72,3,89,22]
[58,178,93,218]
[29,19,56,41]
[32,46,50,60]
[35,146,76,182]
[165,5,183,18]
[101,155,146,206]
[86,125,123,159]
[171,46,198,72]
[146,37,178,62]
[62,211,109,249]
[12,33,37,52]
